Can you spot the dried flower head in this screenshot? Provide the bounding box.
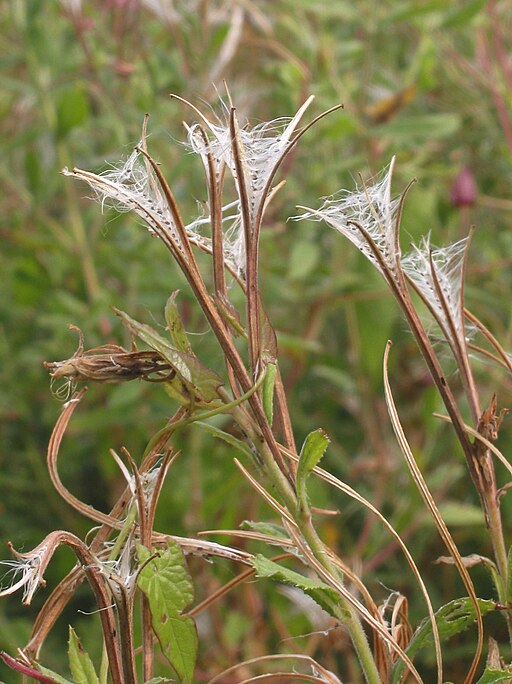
[63,143,207,263]
[186,98,314,219]
[183,96,315,275]
[295,158,404,280]
[0,545,48,605]
[0,532,112,613]
[46,345,174,384]
[402,235,470,347]
[45,326,175,399]
[185,200,245,276]
[100,534,140,594]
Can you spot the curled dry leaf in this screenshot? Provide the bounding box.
[435,554,493,568]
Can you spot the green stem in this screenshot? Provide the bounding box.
[108,504,138,561]
[220,378,380,680]
[297,514,381,684]
[485,498,512,642]
[142,372,266,461]
[239,427,380,682]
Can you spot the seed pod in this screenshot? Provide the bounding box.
[45,328,174,384]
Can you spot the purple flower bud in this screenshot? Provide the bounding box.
[450,167,477,208]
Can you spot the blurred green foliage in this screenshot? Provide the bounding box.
[1,0,512,680]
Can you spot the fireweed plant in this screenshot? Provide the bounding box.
[1,95,512,684]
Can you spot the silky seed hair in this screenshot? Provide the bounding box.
[295,159,402,279]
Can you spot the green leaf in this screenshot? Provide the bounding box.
[240,520,289,540]
[137,540,198,684]
[391,597,496,683]
[68,626,100,684]
[411,36,439,90]
[252,554,344,620]
[115,308,193,381]
[35,664,74,684]
[354,294,396,386]
[223,611,252,646]
[262,363,277,425]
[259,303,278,364]
[212,294,246,338]
[115,308,223,404]
[297,429,330,509]
[195,421,255,462]
[165,291,192,353]
[476,668,512,684]
[277,332,322,357]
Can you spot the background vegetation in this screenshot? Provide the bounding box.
[1,0,512,680]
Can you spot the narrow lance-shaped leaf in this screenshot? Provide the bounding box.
[68,626,100,684]
[476,638,512,683]
[115,308,223,404]
[391,598,496,684]
[115,308,191,379]
[476,668,512,684]
[137,540,198,684]
[252,554,347,621]
[0,653,72,684]
[241,520,289,540]
[212,293,246,338]
[195,421,255,462]
[165,291,192,354]
[35,666,73,684]
[297,429,330,511]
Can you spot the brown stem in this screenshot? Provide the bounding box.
[350,220,508,598]
[273,366,297,460]
[427,249,480,423]
[42,532,125,684]
[25,413,181,659]
[201,126,228,297]
[229,107,261,373]
[108,576,138,684]
[134,144,291,482]
[47,389,124,529]
[135,147,200,274]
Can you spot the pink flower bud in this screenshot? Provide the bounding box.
[450,167,477,208]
